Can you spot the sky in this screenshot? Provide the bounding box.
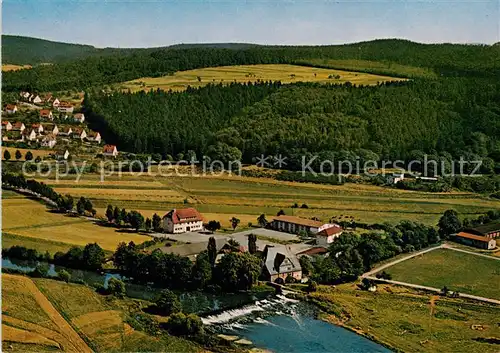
[2,0,499,48]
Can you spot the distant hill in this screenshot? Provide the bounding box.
[1,35,261,65]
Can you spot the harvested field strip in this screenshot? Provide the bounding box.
[2,232,78,255]
[2,275,92,352]
[72,310,125,351]
[5,219,89,231]
[2,323,60,349]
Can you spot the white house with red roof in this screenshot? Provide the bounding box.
[5,104,18,114]
[103,144,118,157]
[2,121,13,131]
[52,98,60,107]
[162,208,204,234]
[11,122,26,132]
[315,224,343,246]
[73,113,85,123]
[40,109,54,120]
[57,101,74,113]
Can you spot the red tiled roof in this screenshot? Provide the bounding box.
[164,208,203,224]
[13,122,24,128]
[297,247,328,256]
[318,225,343,237]
[103,144,117,153]
[59,101,73,107]
[5,104,17,110]
[2,121,11,126]
[456,232,493,243]
[272,215,323,228]
[40,109,52,117]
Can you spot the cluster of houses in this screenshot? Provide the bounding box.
[2,120,101,148]
[158,208,346,282]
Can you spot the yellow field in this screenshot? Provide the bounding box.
[2,197,150,251]
[119,64,403,92]
[2,274,92,352]
[2,64,32,71]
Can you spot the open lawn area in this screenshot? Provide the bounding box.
[38,172,500,230]
[2,196,150,251]
[380,249,500,299]
[311,283,500,353]
[118,64,403,92]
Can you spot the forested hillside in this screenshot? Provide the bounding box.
[3,39,499,91]
[84,79,500,169]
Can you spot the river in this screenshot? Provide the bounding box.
[3,257,390,352]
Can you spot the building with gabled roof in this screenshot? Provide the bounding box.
[103,144,118,157]
[466,223,500,239]
[11,121,25,132]
[316,224,343,246]
[2,121,13,131]
[57,101,74,113]
[73,113,85,123]
[5,104,18,114]
[162,208,204,234]
[271,215,335,235]
[454,232,496,250]
[40,109,54,120]
[263,244,302,283]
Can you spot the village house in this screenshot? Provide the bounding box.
[316,224,343,246]
[20,91,31,100]
[2,121,13,131]
[54,149,70,160]
[387,172,405,184]
[41,134,57,148]
[52,98,60,107]
[262,245,302,283]
[454,232,496,250]
[5,104,18,114]
[465,223,500,239]
[23,129,38,142]
[103,144,118,157]
[86,131,101,143]
[73,113,85,123]
[270,215,336,235]
[40,109,54,121]
[44,94,53,103]
[57,101,74,113]
[32,95,43,105]
[42,123,59,136]
[71,127,87,140]
[162,208,204,234]
[31,123,44,134]
[11,122,26,132]
[57,126,72,136]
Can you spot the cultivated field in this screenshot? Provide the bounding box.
[2,147,54,160]
[2,274,92,352]
[300,59,437,78]
[119,64,403,92]
[2,64,32,71]
[312,283,500,353]
[381,249,500,299]
[2,197,150,251]
[32,172,499,232]
[2,274,200,352]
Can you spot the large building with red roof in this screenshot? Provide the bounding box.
[162,208,204,234]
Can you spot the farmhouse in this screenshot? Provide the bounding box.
[2,121,13,131]
[71,128,87,140]
[40,109,54,120]
[454,232,496,250]
[316,224,343,246]
[58,101,74,113]
[31,123,44,134]
[86,131,101,143]
[103,144,118,157]
[73,113,85,123]
[41,134,57,148]
[5,104,18,114]
[270,215,335,235]
[58,126,72,136]
[262,245,302,283]
[466,223,500,239]
[32,95,43,104]
[42,123,59,136]
[52,98,60,107]
[23,129,38,141]
[11,122,25,132]
[162,208,204,234]
[20,91,30,99]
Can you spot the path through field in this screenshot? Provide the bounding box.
[2,274,93,352]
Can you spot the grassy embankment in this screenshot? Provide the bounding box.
[309,283,500,353]
[118,64,403,92]
[379,249,500,299]
[2,274,201,352]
